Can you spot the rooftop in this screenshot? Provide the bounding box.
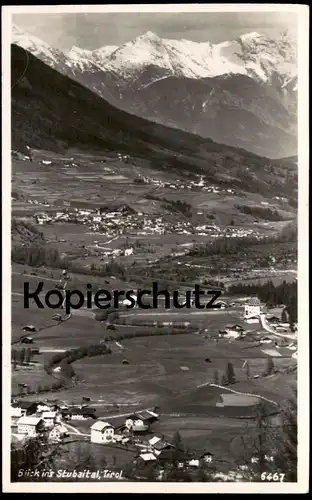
[91,421,113,432]
[12,401,37,410]
[246,298,261,306]
[17,416,43,426]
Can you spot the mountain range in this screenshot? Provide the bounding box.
[12,25,297,158]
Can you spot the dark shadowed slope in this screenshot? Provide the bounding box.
[11,44,297,198]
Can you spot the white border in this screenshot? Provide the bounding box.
[2,3,310,494]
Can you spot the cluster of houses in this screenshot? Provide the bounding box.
[90,410,159,444]
[31,205,263,244]
[11,400,100,440]
[11,401,68,441]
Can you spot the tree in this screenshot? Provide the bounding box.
[25,348,32,364]
[12,349,18,370]
[240,393,297,483]
[281,308,288,322]
[172,430,184,451]
[245,361,251,380]
[213,369,219,385]
[19,348,26,365]
[221,374,228,386]
[226,362,236,384]
[274,392,297,481]
[11,436,62,482]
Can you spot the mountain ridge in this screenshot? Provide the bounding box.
[11,24,297,158]
[11,43,297,203]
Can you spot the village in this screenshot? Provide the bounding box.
[10,144,298,482]
[10,395,278,480]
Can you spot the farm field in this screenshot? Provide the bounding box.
[11,262,296,409]
[17,330,295,410]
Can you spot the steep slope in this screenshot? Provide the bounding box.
[114,73,297,158]
[11,43,297,200]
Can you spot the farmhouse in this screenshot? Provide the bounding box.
[41,411,58,427]
[12,401,38,418]
[225,324,245,338]
[244,298,261,318]
[22,325,37,333]
[274,325,288,332]
[91,421,115,444]
[218,330,227,337]
[61,407,97,421]
[215,300,227,309]
[199,452,213,464]
[157,448,189,464]
[136,453,157,465]
[20,336,34,344]
[227,324,244,332]
[37,401,60,412]
[17,416,45,436]
[245,316,260,324]
[151,439,174,456]
[148,435,164,447]
[125,410,159,432]
[49,425,69,442]
[266,315,280,324]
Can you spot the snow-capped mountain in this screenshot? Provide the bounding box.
[11,24,297,158]
[11,24,70,72]
[102,30,297,87]
[65,44,118,73]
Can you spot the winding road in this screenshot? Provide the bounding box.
[259,313,297,341]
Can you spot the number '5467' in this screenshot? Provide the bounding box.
[261,472,285,482]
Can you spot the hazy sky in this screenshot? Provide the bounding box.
[13,12,297,51]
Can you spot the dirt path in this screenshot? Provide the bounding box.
[12,271,60,282]
[260,314,297,341]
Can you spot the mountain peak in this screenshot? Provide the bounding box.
[68,45,92,55]
[239,32,264,42]
[135,31,161,43]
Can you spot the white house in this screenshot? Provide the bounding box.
[17,416,45,437]
[125,410,159,432]
[11,406,23,419]
[138,453,157,463]
[244,298,261,318]
[41,411,58,427]
[48,425,69,442]
[11,401,38,419]
[122,294,138,308]
[91,421,115,444]
[148,436,162,447]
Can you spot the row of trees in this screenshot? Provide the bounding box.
[44,328,192,379]
[214,358,276,386]
[11,348,34,369]
[44,344,112,376]
[12,378,68,398]
[234,204,284,222]
[12,244,67,269]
